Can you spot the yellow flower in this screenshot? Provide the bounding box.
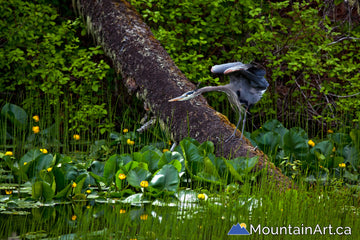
[32,126,40,134]
[198,193,205,200]
[73,134,80,140]
[40,148,48,154]
[140,214,148,220]
[163,149,169,153]
[71,215,77,221]
[72,182,77,188]
[47,167,52,172]
[5,189,13,195]
[308,140,315,147]
[327,129,334,134]
[32,115,39,122]
[119,209,126,214]
[168,140,171,145]
[332,147,336,152]
[5,151,13,156]
[123,129,129,133]
[339,163,346,168]
[140,180,149,188]
[24,162,27,166]
[118,173,126,180]
[86,189,91,194]
[127,139,135,145]
[319,165,323,168]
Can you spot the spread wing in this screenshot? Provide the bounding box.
[211,62,268,90]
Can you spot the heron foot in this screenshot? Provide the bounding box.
[224,133,245,143]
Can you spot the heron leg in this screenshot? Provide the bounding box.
[225,112,243,143]
[239,109,248,140]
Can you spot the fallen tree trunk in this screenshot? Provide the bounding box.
[74,0,293,189]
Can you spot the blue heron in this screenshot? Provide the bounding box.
[169,62,269,142]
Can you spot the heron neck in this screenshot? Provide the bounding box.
[197,85,233,95]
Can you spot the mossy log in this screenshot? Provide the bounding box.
[74,0,293,190]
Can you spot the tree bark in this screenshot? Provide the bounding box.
[74,0,293,190]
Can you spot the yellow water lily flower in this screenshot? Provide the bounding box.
[127,139,135,145]
[5,151,13,156]
[24,162,27,166]
[73,134,80,140]
[86,190,91,194]
[339,163,346,168]
[140,214,148,220]
[140,180,149,188]
[40,149,48,154]
[327,129,334,134]
[5,189,13,195]
[72,182,77,188]
[32,126,40,134]
[118,173,126,180]
[163,149,169,153]
[198,193,205,200]
[71,215,77,221]
[119,209,126,214]
[123,128,129,133]
[47,167,52,172]
[32,115,39,122]
[308,140,315,147]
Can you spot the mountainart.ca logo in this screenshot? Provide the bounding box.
[228,223,352,236]
[228,223,250,235]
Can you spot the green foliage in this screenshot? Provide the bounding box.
[250,119,360,186]
[0,0,112,136]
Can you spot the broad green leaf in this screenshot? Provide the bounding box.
[255,131,281,155]
[32,181,54,202]
[103,154,122,185]
[180,139,204,174]
[158,151,184,170]
[126,167,152,188]
[143,150,161,173]
[74,174,88,194]
[54,183,72,199]
[1,103,28,128]
[343,145,359,170]
[20,149,42,166]
[198,141,214,155]
[283,128,309,160]
[150,164,179,192]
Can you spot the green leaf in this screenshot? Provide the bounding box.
[1,103,28,128]
[150,164,179,192]
[126,167,152,188]
[180,139,204,174]
[283,128,309,160]
[255,131,281,155]
[103,154,122,185]
[32,181,55,202]
[158,151,184,170]
[74,174,88,194]
[142,150,161,173]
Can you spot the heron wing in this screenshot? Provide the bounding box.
[211,62,244,74]
[226,64,268,90]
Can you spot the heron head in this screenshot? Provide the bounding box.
[168,90,198,102]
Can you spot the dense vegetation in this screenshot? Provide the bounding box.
[1,0,360,238]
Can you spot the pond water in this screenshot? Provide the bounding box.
[0,199,237,240]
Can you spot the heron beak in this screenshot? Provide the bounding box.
[168,96,183,102]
